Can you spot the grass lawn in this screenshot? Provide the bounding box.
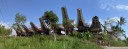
[0,35,103,49]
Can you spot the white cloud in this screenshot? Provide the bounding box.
[99,19,104,24]
[88,21,92,25]
[0,22,11,28]
[99,0,128,11]
[0,22,16,36]
[100,3,113,11]
[105,17,120,25]
[100,4,128,11]
[106,17,120,22]
[126,23,128,27]
[115,5,128,10]
[87,17,121,26]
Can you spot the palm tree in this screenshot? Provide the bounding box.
[118,17,126,26]
[117,17,126,38]
[104,17,127,40]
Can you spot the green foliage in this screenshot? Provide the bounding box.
[42,11,59,32]
[15,13,26,25]
[109,39,127,47]
[42,11,59,41]
[63,19,73,29]
[0,25,12,35]
[118,17,126,26]
[42,11,59,23]
[13,13,26,30]
[77,32,84,38]
[102,31,109,41]
[0,35,103,49]
[111,25,125,37]
[71,31,93,40]
[63,19,71,27]
[117,17,126,38]
[63,19,74,34]
[84,31,93,40]
[70,31,79,37]
[105,17,127,38]
[125,38,128,46]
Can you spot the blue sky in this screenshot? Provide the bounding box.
[0,0,128,37]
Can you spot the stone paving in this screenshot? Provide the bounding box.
[102,46,128,49]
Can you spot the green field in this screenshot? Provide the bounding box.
[0,35,103,49]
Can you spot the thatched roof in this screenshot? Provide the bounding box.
[90,16,102,33]
[77,9,89,32]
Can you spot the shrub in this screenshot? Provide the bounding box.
[0,25,12,35]
[109,39,126,47]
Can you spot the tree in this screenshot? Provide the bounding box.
[101,24,109,40]
[111,25,125,37]
[111,17,126,38]
[15,13,26,25]
[63,19,71,34]
[42,11,59,41]
[42,11,59,32]
[126,38,128,46]
[12,13,26,30]
[117,17,126,38]
[105,17,126,39]
[118,17,126,26]
[0,24,12,35]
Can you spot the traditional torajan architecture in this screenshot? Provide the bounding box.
[20,28,27,36]
[39,18,50,35]
[30,22,42,34]
[13,26,21,36]
[16,24,27,36]
[61,7,69,20]
[90,16,103,45]
[57,24,65,35]
[90,16,102,34]
[13,7,104,38]
[77,9,89,32]
[22,25,34,36]
[61,7,74,34]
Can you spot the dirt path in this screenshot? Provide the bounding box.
[102,46,128,49]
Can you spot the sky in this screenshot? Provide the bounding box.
[0,0,128,37]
